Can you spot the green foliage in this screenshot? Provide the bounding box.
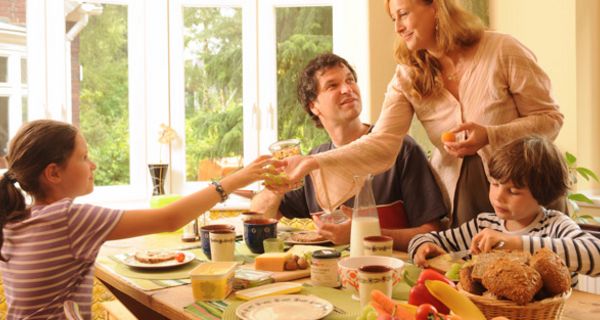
[183,6,333,179]
[275,7,332,152]
[183,8,244,180]
[79,5,130,186]
[565,151,599,221]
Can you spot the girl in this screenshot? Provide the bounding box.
[0,119,279,319]
[409,136,600,287]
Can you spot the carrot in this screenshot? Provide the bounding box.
[370,300,389,316]
[371,290,415,319]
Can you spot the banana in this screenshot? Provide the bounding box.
[392,300,417,315]
[425,280,486,320]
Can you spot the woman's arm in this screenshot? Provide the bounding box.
[486,35,564,149]
[106,156,277,240]
[295,67,415,211]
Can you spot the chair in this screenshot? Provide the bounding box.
[63,300,83,320]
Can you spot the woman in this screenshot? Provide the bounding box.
[279,0,563,227]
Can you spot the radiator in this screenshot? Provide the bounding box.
[577,274,600,294]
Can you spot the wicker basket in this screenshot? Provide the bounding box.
[458,286,571,320]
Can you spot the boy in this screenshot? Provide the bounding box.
[409,136,600,287]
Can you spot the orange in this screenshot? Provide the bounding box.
[441,131,456,142]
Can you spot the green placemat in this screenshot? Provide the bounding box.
[113,258,203,280]
[218,285,360,320]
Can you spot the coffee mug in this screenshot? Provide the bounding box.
[200,224,235,259]
[363,235,394,257]
[358,265,393,308]
[243,218,278,254]
[209,230,236,261]
[241,211,264,222]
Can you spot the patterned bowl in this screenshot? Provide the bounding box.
[337,256,405,295]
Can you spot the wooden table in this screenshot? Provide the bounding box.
[95,233,600,320]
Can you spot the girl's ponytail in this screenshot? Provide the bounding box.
[0,171,27,261]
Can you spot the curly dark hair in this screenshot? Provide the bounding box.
[297,53,357,128]
[488,135,569,207]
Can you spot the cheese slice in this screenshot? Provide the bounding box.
[254,252,291,272]
[235,282,302,300]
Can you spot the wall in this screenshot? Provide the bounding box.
[366,0,396,122]
[0,0,26,24]
[490,0,600,193]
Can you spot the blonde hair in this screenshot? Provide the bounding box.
[384,0,485,99]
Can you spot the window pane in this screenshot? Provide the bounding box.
[21,96,27,122]
[183,7,243,182]
[0,97,8,160]
[0,56,7,82]
[275,7,331,153]
[21,58,27,84]
[78,4,130,186]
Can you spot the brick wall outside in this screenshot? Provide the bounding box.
[0,0,26,25]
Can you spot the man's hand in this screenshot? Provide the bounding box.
[312,206,352,245]
[250,189,284,220]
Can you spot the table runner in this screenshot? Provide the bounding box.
[185,284,360,320]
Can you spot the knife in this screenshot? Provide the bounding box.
[448,249,471,262]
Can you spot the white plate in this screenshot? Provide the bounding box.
[236,294,333,320]
[280,231,331,245]
[121,251,195,269]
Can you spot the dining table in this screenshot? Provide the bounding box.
[95,232,600,320]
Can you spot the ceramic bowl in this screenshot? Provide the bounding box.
[337,255,405,295]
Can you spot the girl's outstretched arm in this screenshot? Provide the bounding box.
[107,155,282,240]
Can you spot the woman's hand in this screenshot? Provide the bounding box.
[413,243,446,267]
[443,122,489,157]
[470,229,521,254]
[263,155,319,192]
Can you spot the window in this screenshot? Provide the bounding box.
[170,0,338,193]
[78,4,130,186]
[24,0,346,203]
[0,17,27,165]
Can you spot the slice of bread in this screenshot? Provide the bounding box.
[471,250,530,280]
[134,251,177,264]
[427,253,464,274]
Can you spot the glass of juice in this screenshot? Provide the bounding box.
[267,139,303,190]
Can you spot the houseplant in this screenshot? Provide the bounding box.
[565,152,599,222]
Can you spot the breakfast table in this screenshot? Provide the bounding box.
[94,232,600,320]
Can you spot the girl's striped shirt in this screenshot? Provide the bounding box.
[1,198,122,319]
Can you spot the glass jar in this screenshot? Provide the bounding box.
[311,249,341,287]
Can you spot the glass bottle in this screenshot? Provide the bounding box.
[349,174,381,257]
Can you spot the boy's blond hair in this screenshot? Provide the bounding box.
[488,136,569,206]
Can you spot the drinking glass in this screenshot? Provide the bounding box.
[267,139,303,190]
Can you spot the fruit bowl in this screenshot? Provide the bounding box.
[337,256,405,295]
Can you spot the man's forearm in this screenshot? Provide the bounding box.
[381,220,441,251]
[250,189,284,219]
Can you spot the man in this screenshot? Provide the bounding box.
[252,53,447,250]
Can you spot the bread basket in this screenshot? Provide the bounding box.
[458,285,571,320]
